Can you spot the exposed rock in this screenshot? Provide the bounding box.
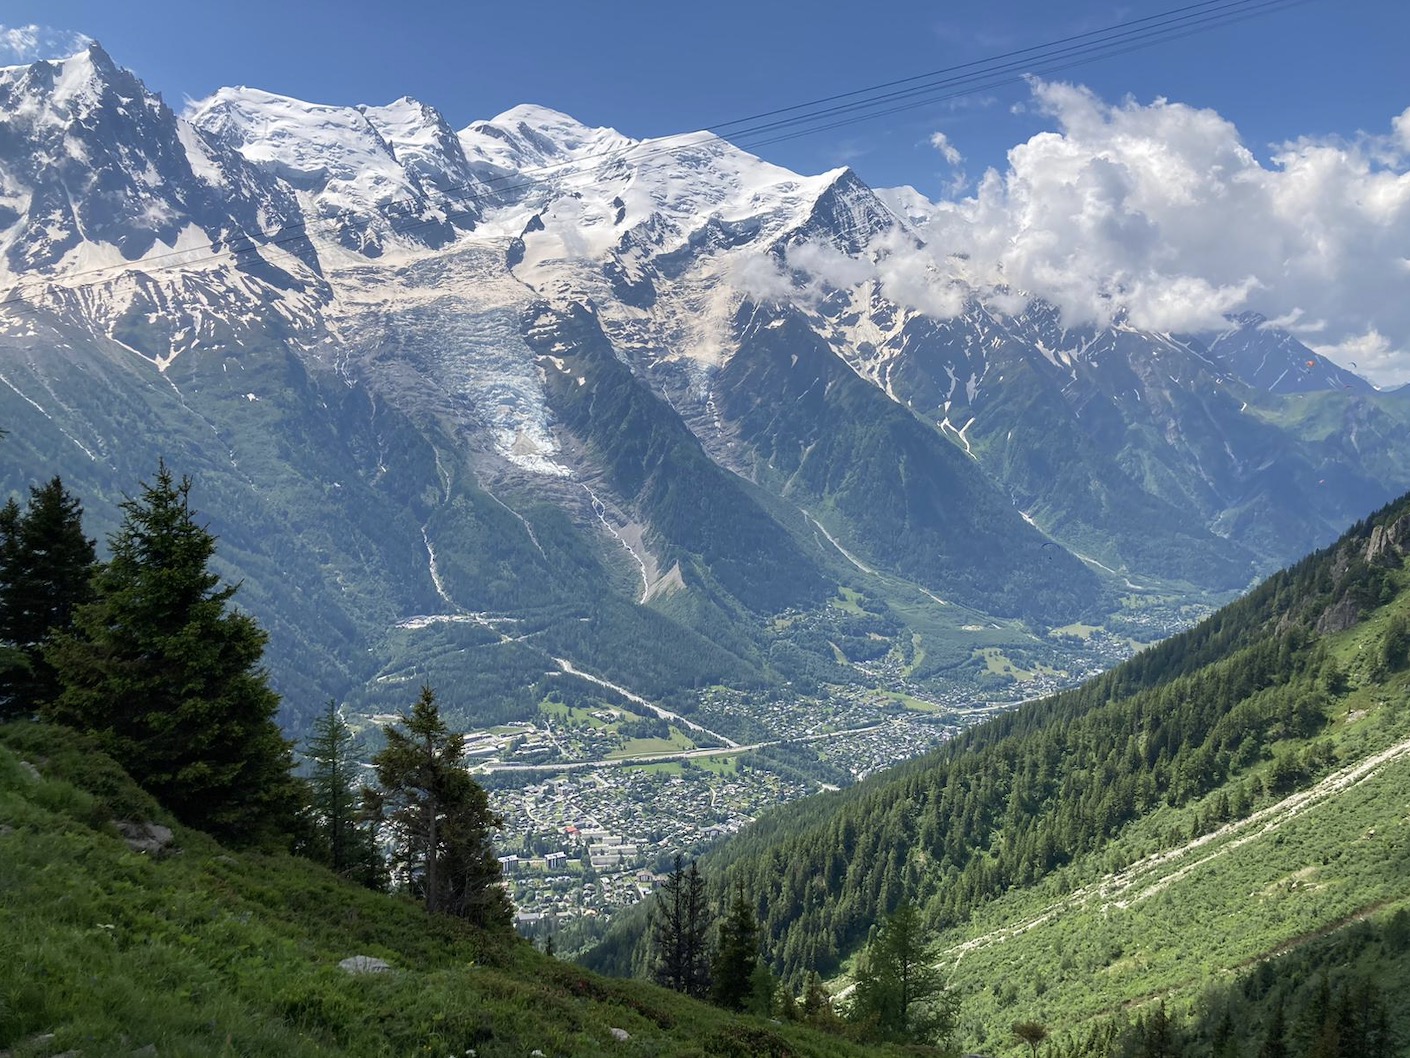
[17,760,40,782]
[1315,595,1362,636]
[115,821,175,857]
[338,955,392,974]
[131,1045,158,1057]
[608,1027,631,1041]
[1366,515,1410,564]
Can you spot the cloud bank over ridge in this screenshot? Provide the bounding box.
[919,80,1410,385]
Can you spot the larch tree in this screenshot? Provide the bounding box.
[370,685,509,928]
[0,477,97,719]
[848,901,958,1046]
[44,462,298,843]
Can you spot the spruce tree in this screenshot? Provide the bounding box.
[0,478,97,718]
[711,884,760,1010]
[304,699,384,888]
[44,462,297,843]
[1258,995,1289,1058]
[801,971,837,1028]
[371,685,509,928]
[651,854,712,998]
[1136,1001,1179,1058]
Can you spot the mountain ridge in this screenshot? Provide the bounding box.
[3,40,1410,736]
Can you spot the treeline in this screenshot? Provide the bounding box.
[640,492,1410,983]
[0,464,509,929]
[640,855,961,1050]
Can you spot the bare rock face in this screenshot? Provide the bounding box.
[115,821,175,857]
[1315,595,1362,636]
[1366,515,1410,564]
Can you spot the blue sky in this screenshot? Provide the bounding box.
[2,0,1405,193]
[5,1,1410,381]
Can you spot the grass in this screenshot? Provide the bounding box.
[874,690,943,714]
[0,722,918,1058]
[973,647,1040,680]
[539,700,625,731]
[606,729,695,760]
[691,754,741,776]
[1049,623,1101,640]
[918,647,1410,1055]
[828,587,867,616]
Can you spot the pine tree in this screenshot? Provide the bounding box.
[304,699,383,888]
[44,463,297,842]
[371,685,510,928]
[0,478,97,718]
[651,854,712,998]
[711,883,760,1010]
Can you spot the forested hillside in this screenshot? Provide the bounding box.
[585,491,1410,1053]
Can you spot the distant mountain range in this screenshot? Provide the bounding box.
[3,42,1409,731]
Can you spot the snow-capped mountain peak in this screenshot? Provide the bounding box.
[188,87,416,206]
[359,96,479,197]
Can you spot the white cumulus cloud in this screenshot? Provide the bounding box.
[0,24,93,66]
[916,80,1410,385]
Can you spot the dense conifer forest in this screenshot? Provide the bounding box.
[583,492,1410,1055]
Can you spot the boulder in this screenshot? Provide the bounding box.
[338,955,392,975]
[115,821,175,857]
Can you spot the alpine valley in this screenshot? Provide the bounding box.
[7,36,1410,1058]
[4,43,1408,742]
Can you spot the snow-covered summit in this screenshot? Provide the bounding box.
[360,96,480,197]
[189,87,419,207]
[0,42,298,278]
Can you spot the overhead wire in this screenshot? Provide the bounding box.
[728,0,1317,151]
[704,0,1278,134]
[0,0,1318,313]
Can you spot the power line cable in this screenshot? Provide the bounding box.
[733,0,1317,152]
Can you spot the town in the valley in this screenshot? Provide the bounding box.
[463,621,1160,945]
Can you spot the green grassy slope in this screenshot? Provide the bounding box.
[585,493,1410,1053]
[0,722,903,1058]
